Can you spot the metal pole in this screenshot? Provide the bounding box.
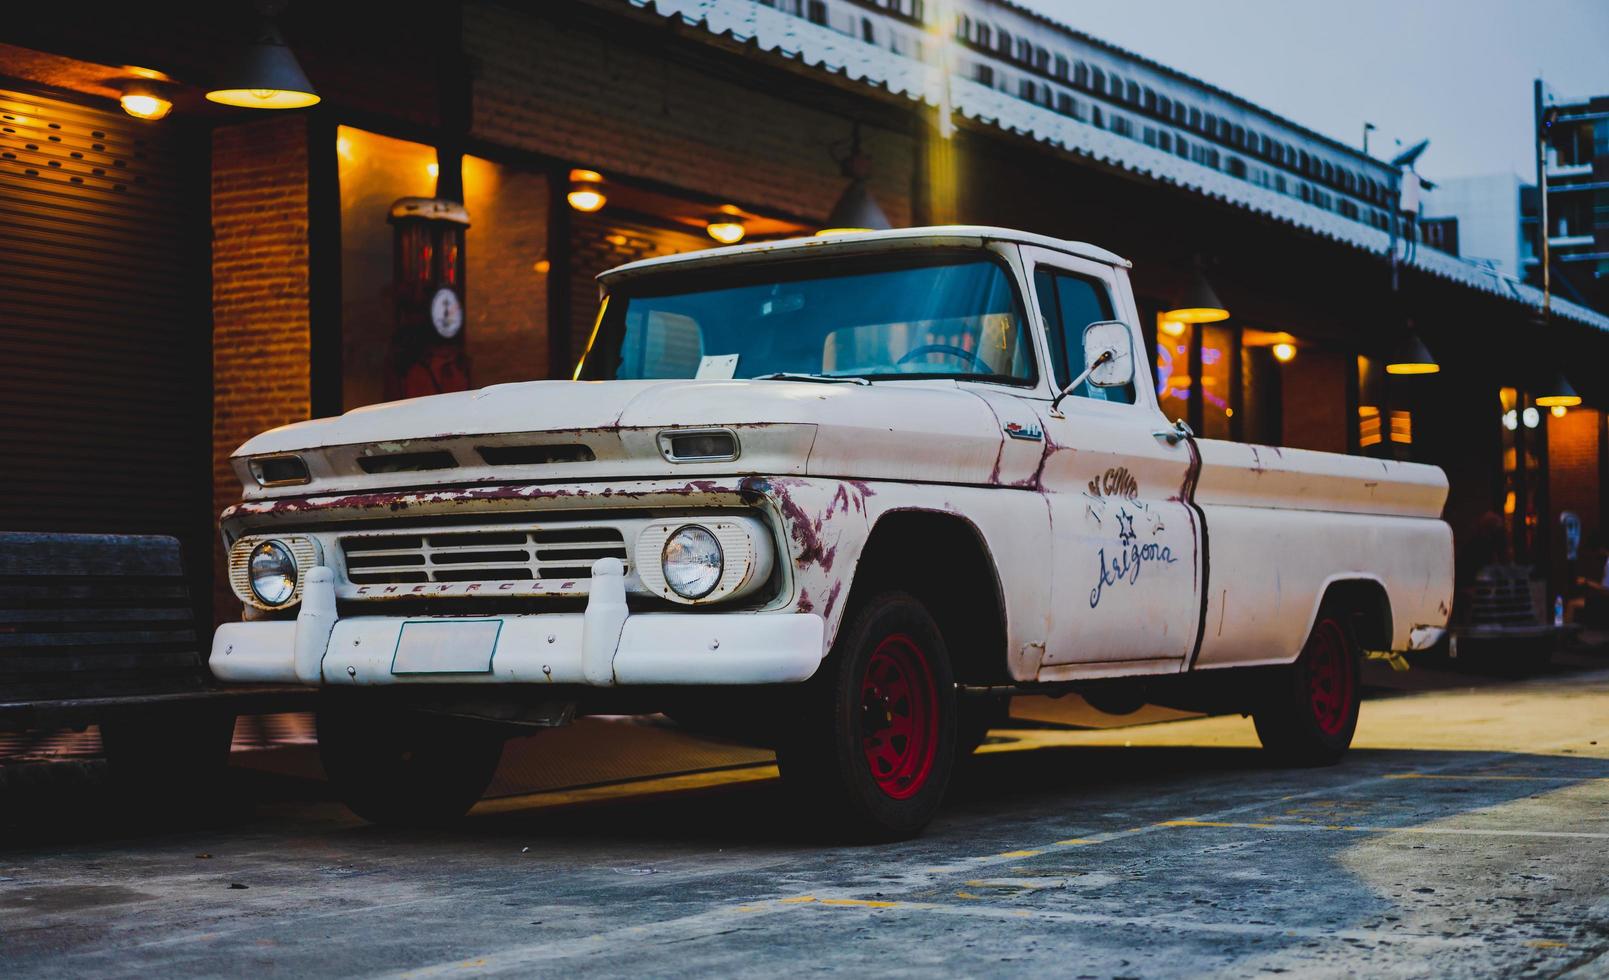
[1534,79,1551,316]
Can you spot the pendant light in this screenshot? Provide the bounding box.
[206,4,320,110]
[1535,373,1581,408]
[818,122,890,236]
[1385,332,1439,375]
[1164,262,1229,323]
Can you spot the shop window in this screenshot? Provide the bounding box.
[337,127,549,410]
[1199,323,1234,439]
[1500,386,1547,563]
[337,127,436,411]
[1154,316,1192,423]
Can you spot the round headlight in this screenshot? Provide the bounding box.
[248,540,298,606]
[661,525,723,599]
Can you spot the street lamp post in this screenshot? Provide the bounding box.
[1534,79,1556,318]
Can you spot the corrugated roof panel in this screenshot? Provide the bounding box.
[627,0,1608,332]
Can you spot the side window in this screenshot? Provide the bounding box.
[1033,267,1135,405]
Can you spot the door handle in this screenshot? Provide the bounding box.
[1152,419,1194,444]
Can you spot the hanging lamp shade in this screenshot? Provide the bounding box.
[1385,332,1439,375]
[1163,266,1229,323]
[818,121,891,236]
[1535,372,1581,407]
[818,178,890,236]
[206,15,320,109]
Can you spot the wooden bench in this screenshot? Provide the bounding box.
[0,531,309,740]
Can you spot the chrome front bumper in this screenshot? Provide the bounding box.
[209,559,825,687]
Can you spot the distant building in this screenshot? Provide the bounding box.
[1422,175,1528,281]
[1529,91,1609,313]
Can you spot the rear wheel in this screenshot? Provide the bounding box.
[1253,612,1361,765]
[317,700,505,827]
[776,592,956,841]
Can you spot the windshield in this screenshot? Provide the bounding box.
[576,254,1036,384]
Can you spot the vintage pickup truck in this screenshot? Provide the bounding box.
[212,226,1452,838]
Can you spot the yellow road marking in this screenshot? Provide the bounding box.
[998,849,1042,858]
[1386,773,1605,782]
[470,764,778,815]
[778,895,816,904]
[1526,939,1569,948]
[819,898,899,908]
[1159,819,1609,840]
[1055,838,1098,846]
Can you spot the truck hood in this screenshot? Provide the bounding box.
[232,379,1043,499]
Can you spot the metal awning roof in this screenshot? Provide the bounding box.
[624,0,1609,333]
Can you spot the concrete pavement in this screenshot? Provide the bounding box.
[2,667,1607,977]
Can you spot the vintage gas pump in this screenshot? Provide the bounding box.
[385,196,471,400]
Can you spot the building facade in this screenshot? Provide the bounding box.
[2,0,1607,625]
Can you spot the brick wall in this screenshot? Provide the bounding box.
[466,4,914,229]
[1549,407,1602,544]
[211,116,313,618]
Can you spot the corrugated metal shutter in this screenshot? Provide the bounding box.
[0,86,204,541]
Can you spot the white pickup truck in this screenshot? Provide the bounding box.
[212,226,1452,839]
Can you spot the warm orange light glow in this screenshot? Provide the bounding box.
[1389,409,1413,444]
[816,227,873,236]
[707,220,746,244]
[1535,393,1581,407]
[426,162,439,178]
[567,169,606,212]
[567,186,606,212]
[1385,362,1440,375]
[205,88,320,109]
[1162,306,1230,324]
[119,93,172,120]
[1161,320,1186,337]
[1551,404,1568,418]
[532,259,551,275]
[1271,342,1297,363]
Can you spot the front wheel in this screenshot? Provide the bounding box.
[1252,612,1361,766]
[317,699,505,827]
[775,592,957,841]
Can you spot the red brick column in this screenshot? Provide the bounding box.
[210,116,313,619]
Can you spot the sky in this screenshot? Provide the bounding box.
[1013,0,1609,181]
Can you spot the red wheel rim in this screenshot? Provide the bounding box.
[1306,618,1354,736]
[859,633,939,800]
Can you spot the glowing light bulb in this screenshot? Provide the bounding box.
[119,93,172,120]
[1271,342,1297,363]
[707,220,745,244]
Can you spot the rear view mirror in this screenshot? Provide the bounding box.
[1051,320,1135,413]
[1082,320,1134,387]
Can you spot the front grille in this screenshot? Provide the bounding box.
[1468,571,1541,627]
[341,527,629,585]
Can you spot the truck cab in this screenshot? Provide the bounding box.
[212,226,1453,838]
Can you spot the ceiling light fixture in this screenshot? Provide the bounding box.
[206,4,320,109]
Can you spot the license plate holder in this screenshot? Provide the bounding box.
[390,619,503,675]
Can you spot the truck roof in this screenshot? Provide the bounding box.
[597,225,1131,285]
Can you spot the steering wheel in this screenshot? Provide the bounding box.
[896,344,989,371]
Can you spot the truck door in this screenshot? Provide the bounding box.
[1019,246,1203,670]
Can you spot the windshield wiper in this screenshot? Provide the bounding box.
[752,372,871,386]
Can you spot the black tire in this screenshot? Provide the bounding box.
[1253,611,1362,766]
[317,700,505,828]
[775,592,957,841]
[100,706,235,806]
